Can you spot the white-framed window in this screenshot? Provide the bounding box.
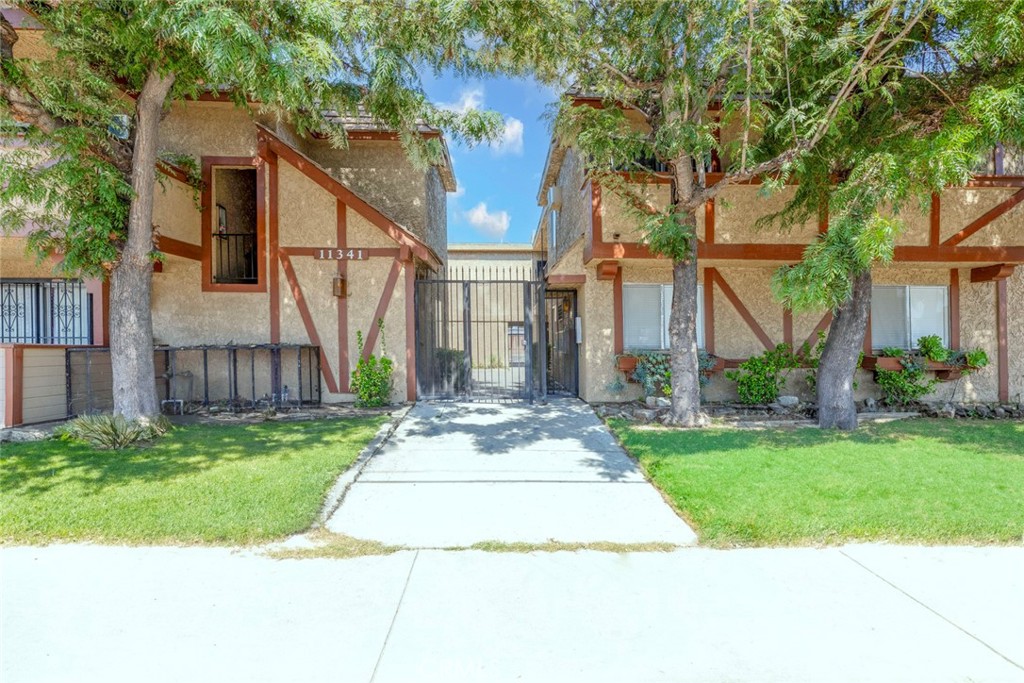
[870,285,949,350]
[548,209,557,255]
[623,284,704,351]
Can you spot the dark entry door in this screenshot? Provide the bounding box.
[545,290,578,396]
[415,270,545,402]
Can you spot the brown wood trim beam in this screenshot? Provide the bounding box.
[268,154,280,343]
[970,263,1016,283]
[256,125,440,268]
[4,346,23,427]
[965,176,1024,188]
[996,278,1009,403]
[404,261,416,402]
[279,251,339,393]
[949,269,961,349]
[930,194,940,247]
[596,260,620,281]
[705,200,715,244]
[587,239,1024,263]
[156,235,202,261]
[783,309,793,347]
[943,187,1024,247]
[156,161,197,187]
[703,269,715,355]
[337,200,349,393]
[547,274,586,286]
[711,270,774,351]
[613,267,624,355]
[361,258,404,361]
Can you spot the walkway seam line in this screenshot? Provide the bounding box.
[370,550,420,683]
[839,549,1024,672]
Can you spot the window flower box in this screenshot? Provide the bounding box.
[615,353,726,380]
[861,355,975,381]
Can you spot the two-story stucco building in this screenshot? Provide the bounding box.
[533,97,1024,406]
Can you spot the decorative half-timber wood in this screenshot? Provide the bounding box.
[970,263,1016,283]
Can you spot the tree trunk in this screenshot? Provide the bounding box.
[817,269,871,430]
[109,69,175,421]
[668,249,710,427]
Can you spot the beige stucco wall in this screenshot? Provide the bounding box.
[716,186,818,244]
[160,101,260,159]
[578,261,1012,405]
[940,187,1021,247]
[149,140,417,404]
[425,167,448,263]
[0,238,60,278]
[306,140,432,249]
[551,149,588,263]
[1008,269,1024,403]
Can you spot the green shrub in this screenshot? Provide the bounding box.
[725,344,799,405]
[881,346,906,358]
[875,366,937,406]
[916,335,949,362]
[57,414,171,449]
[351,320,394,407]
[964,348,989,369]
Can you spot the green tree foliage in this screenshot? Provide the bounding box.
[503,0,931,426]
[763,0,1024,428]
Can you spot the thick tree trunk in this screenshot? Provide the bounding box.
[109,69,174,421]
[817,269,871,430]
[668,250,710,426]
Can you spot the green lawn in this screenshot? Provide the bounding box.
[610,419,1024,547]
[1,417,385,545]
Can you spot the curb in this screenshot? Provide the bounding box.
[314,403,413,528]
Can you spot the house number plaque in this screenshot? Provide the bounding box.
[315,249,365,261]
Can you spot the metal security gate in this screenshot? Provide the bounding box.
[545,290,579,396]
[415,266,546,401]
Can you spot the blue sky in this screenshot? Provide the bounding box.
[420,72,559,245]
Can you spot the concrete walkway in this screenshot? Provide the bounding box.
[325,400,696,547]
[3,544,1022,682]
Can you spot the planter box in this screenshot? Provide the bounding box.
[862,355,972,381]
[617,354,727,382]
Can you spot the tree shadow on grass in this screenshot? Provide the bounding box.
[0,418,380,497]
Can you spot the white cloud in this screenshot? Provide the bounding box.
[451,184,466,199]
[490,117,524,156]
[441,86,484,114]
[464,202,510,240]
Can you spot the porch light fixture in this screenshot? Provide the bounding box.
[333,275,347,298]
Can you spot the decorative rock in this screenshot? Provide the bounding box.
[862,397,877,412]
[633,409,658,422]
[768,403,788,414]
[777,395,800,408]
[994,407,1007,419]
[940,403,956,419]
[656,397,671,408]
[645,396,658,408]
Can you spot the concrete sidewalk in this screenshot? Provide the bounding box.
[326,400,697,547]
[2,544,1022,682]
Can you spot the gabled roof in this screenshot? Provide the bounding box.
[256,123,441,268]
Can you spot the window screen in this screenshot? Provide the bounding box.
[871,285,948,350]
[623,284,704,350]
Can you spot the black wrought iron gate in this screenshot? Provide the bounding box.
[544,290,579,396]
[415,267,549,401]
